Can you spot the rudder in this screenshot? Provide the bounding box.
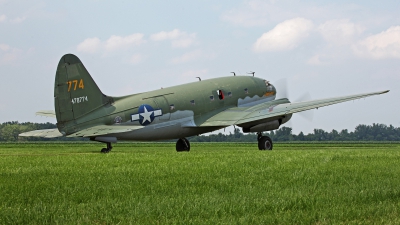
[54,54,111,133]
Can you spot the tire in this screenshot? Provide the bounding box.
[258,136,273,150]
[176,138,190,152]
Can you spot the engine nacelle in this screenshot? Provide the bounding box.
[242,120,280,133]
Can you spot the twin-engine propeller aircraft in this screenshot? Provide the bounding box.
[20,54,389,153]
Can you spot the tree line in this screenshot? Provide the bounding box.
[1,121,399,142]
[0,121,85,142]
[190,123,400,142]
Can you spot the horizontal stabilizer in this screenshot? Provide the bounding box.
[19,129,64,138]
[36,110,56,118]
[67,125,143,137]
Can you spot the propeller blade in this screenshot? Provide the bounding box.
[295,92,311,102]
[295,92,314,122]
[274,78,288,99]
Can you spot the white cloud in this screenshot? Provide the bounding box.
[318,19,364,45]
[77,34,145,54]
[171,50,203,64]
[0,15,27,24]
[77,37,101,53]
[105,34,145,51]
[0,44,10,51]
[353,26,400,59]
[151,29,184,41]
[10,16,26,23]
[129,53,144,64]
[253,17,314,52]
[0,43,23,64]
[151,29,196,48]
[307,54,330,65]
[0,14,6,23]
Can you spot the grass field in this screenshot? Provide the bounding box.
[1,142,400,224]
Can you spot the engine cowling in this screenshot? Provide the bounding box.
[242,120,280,133]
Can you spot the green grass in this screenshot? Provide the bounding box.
[1,142,400,224]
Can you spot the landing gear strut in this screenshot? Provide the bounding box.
[101,142,112,153]
[176,138,190,152]
[257,132,273,150]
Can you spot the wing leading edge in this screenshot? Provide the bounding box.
[196,90,389,127]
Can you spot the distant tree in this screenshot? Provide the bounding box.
[1,121,400,142]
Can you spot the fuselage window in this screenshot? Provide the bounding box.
[190,100,195,105]
[217,90,224,100]
[170,104,175,110]
[244,88,249,94]
[210,95,214,101]
[228,92,232,97]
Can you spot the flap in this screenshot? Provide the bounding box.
[67,125,143,137]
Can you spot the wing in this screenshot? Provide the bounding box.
[67,125,143,137]
[19,125,143,138]
[196,90,389,127]
[19,129,63,138]
[35,110,56,118]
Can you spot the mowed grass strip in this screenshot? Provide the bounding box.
[0,143,399,224]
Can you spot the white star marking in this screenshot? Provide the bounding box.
[140,106,153,123]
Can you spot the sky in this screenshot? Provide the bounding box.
[0,0,399,135]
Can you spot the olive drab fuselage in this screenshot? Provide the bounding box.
[57,68,278,140]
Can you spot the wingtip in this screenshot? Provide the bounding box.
[382,90,390,94]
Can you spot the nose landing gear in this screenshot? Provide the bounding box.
[101,142,112,153]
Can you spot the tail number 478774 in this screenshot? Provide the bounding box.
[71,96,88,104]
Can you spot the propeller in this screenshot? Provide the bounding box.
[295,92,314,122]
[274,78,289,99]
[272,78,314,125]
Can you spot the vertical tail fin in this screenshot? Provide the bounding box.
[54,54,112,133]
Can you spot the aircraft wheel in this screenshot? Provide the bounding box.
[100,143,113,153]
[176,138,190,152]
[258,136,273,150]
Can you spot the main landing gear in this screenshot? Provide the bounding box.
[101,142,113,153]
[176,138,190,152]
[257,132,273,150]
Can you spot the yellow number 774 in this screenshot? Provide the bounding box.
[67,79,84,92]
